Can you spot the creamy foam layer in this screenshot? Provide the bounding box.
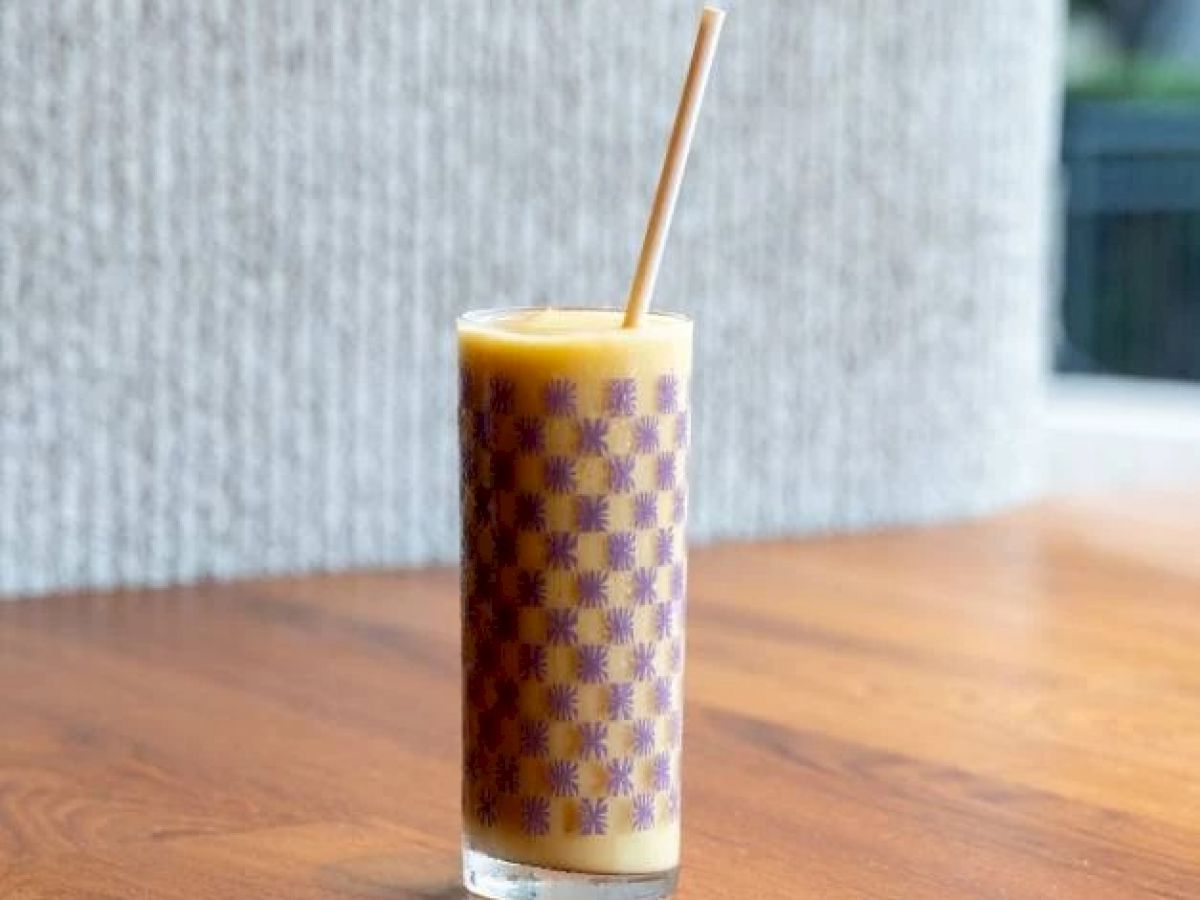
[463,307,687,337]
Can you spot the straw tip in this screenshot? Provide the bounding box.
[702,5,727,23]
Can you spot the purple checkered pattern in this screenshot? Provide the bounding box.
[460,366,688,838]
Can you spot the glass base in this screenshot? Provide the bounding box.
[463,845,678,900]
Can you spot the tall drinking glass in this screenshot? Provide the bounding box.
[458,307,692,899]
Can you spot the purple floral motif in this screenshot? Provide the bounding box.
[632,567,657,606]
[670,564,686,602]
[519,643,548,682]
[544,378,577,416]
[632,718,656,756]
[476,789,499,826]
[521,796,551,836]
[495,528,518,566]
[546,532,579,571]
[608,682,634,720]
[655,601,675,639]
[460,367,477,405]
[575,495,610,532]
[633,492,658,528]
[473,528,497,570]
[472,487,494,526]
[520,719,550,757]
[495,677,520,717]
[657,373,680,413]
[480,712,505,752]
[576,570,609,608]
[472,411,493,447]
[491,452,516,490]
[673,488,687,525]
[468,488,487,522]
[577,418,609,455]
[466,672,488,709]
[607,757,634,796]
[461,453,479,490]
[495,755,520,794]
[608,456,635,493]
[579,722,608,760]
[489,377,515,414]
[466,746,488,782]
[473,626,500,671]
[667,785,681,821]
[632,643,657,681]
[577,644,609,683]
[632,793,655,831]
[547,683,580,720]
[607,532,636,571]
[515,416,546,452]
[667,710,683,749]
[633,416,660,452]
[653,676,673,714]
[605,607,634,644]
[547,759,580,797]
[547,608,579,645]
[669,638,683,673]
[656,453,677,490]
[652,752,672,791]
[468,572,495,614]
[676,411,689,448]
[605,378,638,416]
[656,528,674,566]
[544,456,577,494]
[580,797,608,836]
[518,570,546,607]
[515,492,547,532]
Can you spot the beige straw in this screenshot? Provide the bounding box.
[622,5,726,329]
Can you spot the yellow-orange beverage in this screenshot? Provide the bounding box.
[459,308,692,896]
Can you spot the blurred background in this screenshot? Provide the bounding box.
[1,1,1196,598]
[1050,0,1200,494]
[1061,0,1200,380]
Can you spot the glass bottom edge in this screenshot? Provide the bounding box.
[463,844,678,900]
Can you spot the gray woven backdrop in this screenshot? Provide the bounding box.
[0,1,1061,597]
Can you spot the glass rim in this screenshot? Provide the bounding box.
[457,305,692,326]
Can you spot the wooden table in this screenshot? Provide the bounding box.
[2,492,1199,898]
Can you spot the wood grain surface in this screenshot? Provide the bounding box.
[2,491,1199,899]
